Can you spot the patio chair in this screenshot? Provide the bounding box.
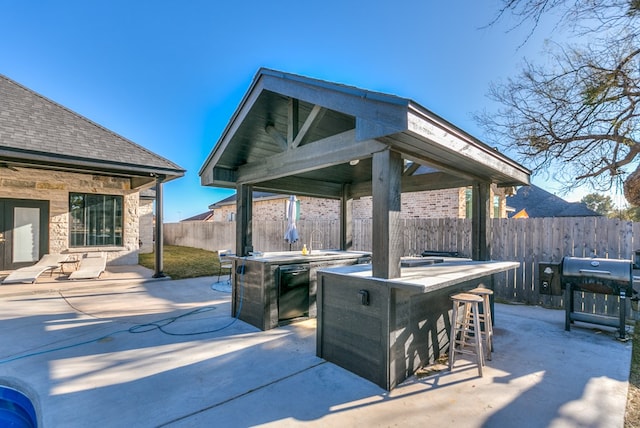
[216,249,234,283]
[68,252,107,280]
[2,253,70,284]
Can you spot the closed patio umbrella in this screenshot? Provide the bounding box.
[284,195,299,248]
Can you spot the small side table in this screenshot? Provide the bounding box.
[59,260,79,275]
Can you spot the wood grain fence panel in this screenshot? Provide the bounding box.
[404,219,415,256]
[490,218,505,261]
[607,217,622,259]
[587,217,599,258]
[511,219,523,301]
[414,218,424,255]
[576,216,587,257]
[459,218,466,253]
[165,217,636,319]
[582,218,597,314]
[415,219,427,255]
[353,220,362,250]
[621,220,634,260]
[430,219,438,251]
[501,218,517,300]
[530,218,544,305]
[550,217,562,262]
[597,216,610,258]
[497,219,518,301]
[434,219,443,252]
[547,217,564,308]
[562,217,574,257]
[521,217,535,304]
[491,218,506,293]
[443,218,453,253]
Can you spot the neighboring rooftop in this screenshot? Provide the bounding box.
[181,211,214,222]
[507,185,601,218]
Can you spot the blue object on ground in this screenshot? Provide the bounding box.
[0,386,37,428]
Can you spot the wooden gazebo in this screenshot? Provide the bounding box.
[200,68,530,278]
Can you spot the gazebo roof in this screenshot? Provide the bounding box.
[200,68,530,198]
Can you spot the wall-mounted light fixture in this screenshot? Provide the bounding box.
[349,159,360,166]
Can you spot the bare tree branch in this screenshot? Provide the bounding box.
[478,3,640,200]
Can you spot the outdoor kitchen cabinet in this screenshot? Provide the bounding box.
[230,252,368,331]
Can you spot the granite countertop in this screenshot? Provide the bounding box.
[321,260,520,293]
[235,250,371,264]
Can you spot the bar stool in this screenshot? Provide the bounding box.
[468,287,494,361]
[448,292,484,377]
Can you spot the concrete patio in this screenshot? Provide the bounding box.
[0,268,632,427]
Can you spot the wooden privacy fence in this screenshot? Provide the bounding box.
[165,217,639,316]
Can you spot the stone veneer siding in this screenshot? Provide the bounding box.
[0,167,143,264]
[209,187,507,221]
[139,198,154,254]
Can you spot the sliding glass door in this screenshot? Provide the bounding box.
[0,199,49,270]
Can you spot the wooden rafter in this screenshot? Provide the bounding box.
[292,104,326,148]
[236,129,386,185]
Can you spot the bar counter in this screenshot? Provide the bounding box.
[316,260,519,390]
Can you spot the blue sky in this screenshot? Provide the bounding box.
[0,1,595,221]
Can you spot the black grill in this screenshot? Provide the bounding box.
[560,257,633,340]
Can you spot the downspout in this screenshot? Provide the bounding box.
[153,175,166,278]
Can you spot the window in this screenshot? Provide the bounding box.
[69,193,123,247]
[466,189,501,218]
[465,189,473,219]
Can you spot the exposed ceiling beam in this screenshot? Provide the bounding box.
[261,72,409,141]
[403,161,420,176]
[236,129,387,185]
[349,171,474,199]
[406,107,530,185]
[265,124,288,151]
[382,140,487,183]
[253,176,344,199]
[292,104,326,148]
[288,98,299,146]
[202,166,238,188]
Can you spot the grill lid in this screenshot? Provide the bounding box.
[561,257,632,282]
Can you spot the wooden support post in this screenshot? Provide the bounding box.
[372,149,403,279]
[236,184,253,256]
[471,181,491,261]
[153,175,166,278]
[340,184,353,251]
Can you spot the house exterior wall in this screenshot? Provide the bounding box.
[0,167,143,264]
[209,187,508,221]
[351,188,467,219]
[139,198,154,254]
[213,196,342,221]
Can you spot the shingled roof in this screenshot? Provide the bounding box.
[208,191,281,209]
[0,74,184,187]
[507,185,601,218]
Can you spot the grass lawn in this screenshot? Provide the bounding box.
[627,323,640,427]
[138,245,229,280]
